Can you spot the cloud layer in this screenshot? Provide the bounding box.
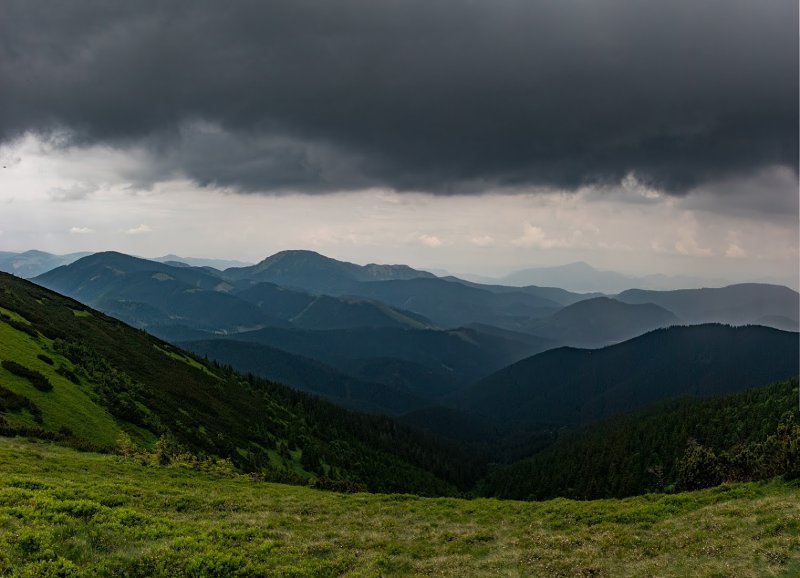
[1,0,797,196]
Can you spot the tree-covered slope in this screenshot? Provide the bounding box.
[482,378,800,501]
[216,324,551,387]
[345,277,562,330]
[458,324,799,433]
[183,338,431,415]
[0,272,480,495]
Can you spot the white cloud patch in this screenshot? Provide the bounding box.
[471,235,494,247]
[512,223,569,249]
[620,172,663,201]
[417,234,443,248]
[69,226,93,235]
[724,232,747,258]
[725,243,747,258]
[673,213,713,257]
[125,224,152,235]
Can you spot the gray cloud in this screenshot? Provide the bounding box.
[1,0,797,196]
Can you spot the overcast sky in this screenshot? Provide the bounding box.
[0,0,797,284]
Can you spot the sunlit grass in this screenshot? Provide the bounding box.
[0,319,122,447]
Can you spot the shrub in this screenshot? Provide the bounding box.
[0,312,39,339]
[55,365,81,385]
[312,477,368,493]
[1,360,53,392]
[678,439,722,491]
[0,386,43,423]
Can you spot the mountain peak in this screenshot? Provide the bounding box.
[225,250,434,293]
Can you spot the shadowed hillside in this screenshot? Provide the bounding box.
[458,324,799,433]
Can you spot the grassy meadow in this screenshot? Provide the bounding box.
[0,437,798,577]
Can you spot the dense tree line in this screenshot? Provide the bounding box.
[481,378,799,500]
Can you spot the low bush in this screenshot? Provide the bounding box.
[1,360,53,392]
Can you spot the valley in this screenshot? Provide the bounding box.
[1,250,798,575]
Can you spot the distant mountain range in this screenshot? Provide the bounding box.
[152,254,254,270]
[26,248,800,423]
[0,250,252,279]
[0,250,92,278]
[616,284,799,330]
[465,261,798,293]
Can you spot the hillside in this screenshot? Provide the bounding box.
[0,272,480,495]
[289,294,432,330]
[524,296,680,347]
[458,324,799,433]
[616,283,799,330]
[444,277,600,306]
[212,325,551,388]
[483,378,800,500]
[183,339,430,415]
[2,437,798,577]
[345,277,562,330]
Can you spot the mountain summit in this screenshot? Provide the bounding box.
[224,250,435,294]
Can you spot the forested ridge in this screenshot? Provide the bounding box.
[482,378,800,500]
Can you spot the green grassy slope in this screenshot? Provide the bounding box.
[1,438,798,577]
[0,272,479,495]
[0,307,124,447]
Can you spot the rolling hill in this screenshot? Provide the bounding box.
[183,338,430,415]
[457,324,799,433]
[523,296,681,347]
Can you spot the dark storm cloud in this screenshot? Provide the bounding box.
[1,0,797,195]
